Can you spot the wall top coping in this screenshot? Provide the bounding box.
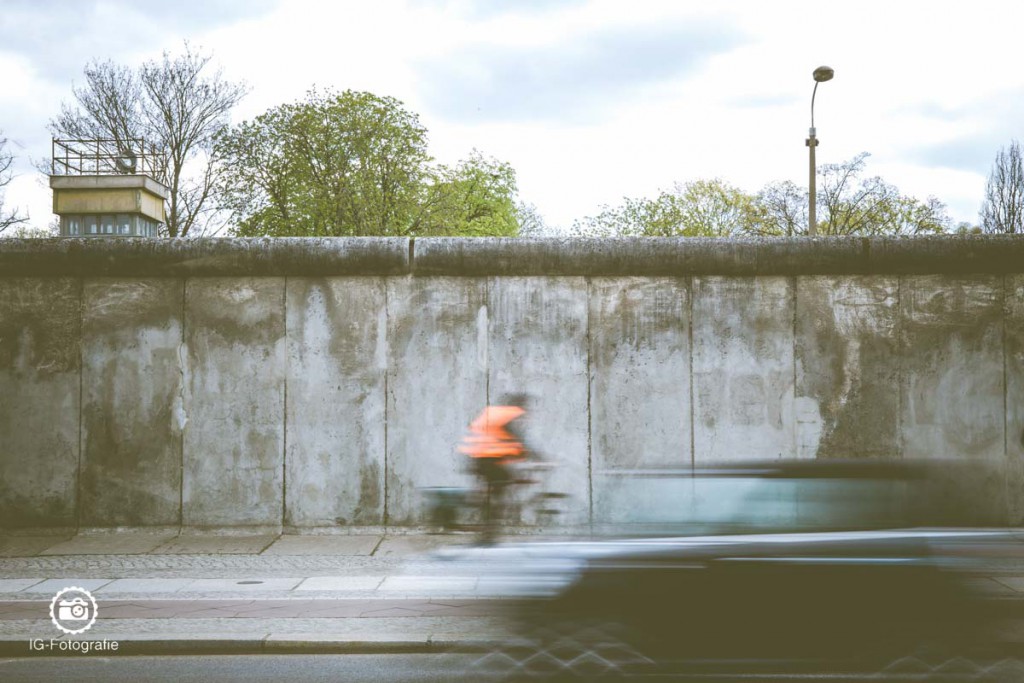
[0,235,1022,277]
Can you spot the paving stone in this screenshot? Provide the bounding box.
[373,535,467,557]
[378,576,477,593]
[262,535,381,556]
[0,579,44,592]
[39,532,176,556]
[95,579,194,594]
[294,576,385,591]
[20,578,113,594]
[152,535,277,555]
[0,536,71,558]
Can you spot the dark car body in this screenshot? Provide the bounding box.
[468,461,1022,680]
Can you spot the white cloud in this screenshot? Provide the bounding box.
[3,0,1022,231]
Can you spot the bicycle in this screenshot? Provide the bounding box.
[420,461,568,539]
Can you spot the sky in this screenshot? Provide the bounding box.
[1,0,1022,233]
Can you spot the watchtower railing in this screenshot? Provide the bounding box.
[51,138,166,179]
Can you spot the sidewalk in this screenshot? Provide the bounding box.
[5,529,1024,658]
[0,531,533,656]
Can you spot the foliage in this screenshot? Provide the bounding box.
[515,201,550,237]
[415,151,520,236]
[980,140,1024,234]
[0,132,28,234]
[814,153,948,236]
[577,154,951,237]
[573,179,758,237]
[217,89,428,237]
[50,44,248,237]
[216,90,523,237]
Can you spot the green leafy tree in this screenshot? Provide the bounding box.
[980,140,1024,234]
[216,89,428,236]
[50,44,248,237]
[216,90,524,237]
[956,222,983,235]
[416,151,519,236]
[578,154,950,238]
[573,179,758,237]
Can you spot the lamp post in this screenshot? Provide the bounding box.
[807,65,834,236]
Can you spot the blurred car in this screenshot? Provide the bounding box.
[460,460,1023,681]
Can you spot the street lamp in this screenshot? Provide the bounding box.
[807,65,834,236]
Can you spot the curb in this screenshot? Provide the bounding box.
[0,637,495,657]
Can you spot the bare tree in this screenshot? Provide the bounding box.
[817,153,898,235]
[980,140,1024,234]
[50,44,248,237]
[0,132,28,234]
[754,180,806,237]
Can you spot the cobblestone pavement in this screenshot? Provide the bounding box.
[0,554,413,578]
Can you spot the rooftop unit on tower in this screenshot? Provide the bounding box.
[50,138,167,238]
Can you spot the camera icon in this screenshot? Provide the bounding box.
[58,597,91,621]
[49,587,98,635]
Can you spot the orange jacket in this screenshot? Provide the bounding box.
[458,406,526,459]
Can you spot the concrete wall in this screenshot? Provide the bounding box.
[1,236,1023,531]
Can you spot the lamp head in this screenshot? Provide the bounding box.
[813,66,835,83]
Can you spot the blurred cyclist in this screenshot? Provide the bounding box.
[458,393,536,544]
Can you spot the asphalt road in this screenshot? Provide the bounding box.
[6,652,1024,682]
[0,654,480,682]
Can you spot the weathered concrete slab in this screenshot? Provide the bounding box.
[371,534,461,557]
[795,276,900,458]
[0,278,80,529]
[488,277,590,526]
[900,276,1006,521]
[39,531,175,555]
[262,535,379,556]
[0,536,71,558]
[900,276,1005,460]
[285,278,386,528]
[182,278,286,528]
[151,534,277,555]
[80,279,184,526]
[385,277,488,526]
[692,277,795,461]
[3,237,1023,530]
[1006,275,1024,524]
[589,277,690,525]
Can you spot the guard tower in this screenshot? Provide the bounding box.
[50,138,167,238]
